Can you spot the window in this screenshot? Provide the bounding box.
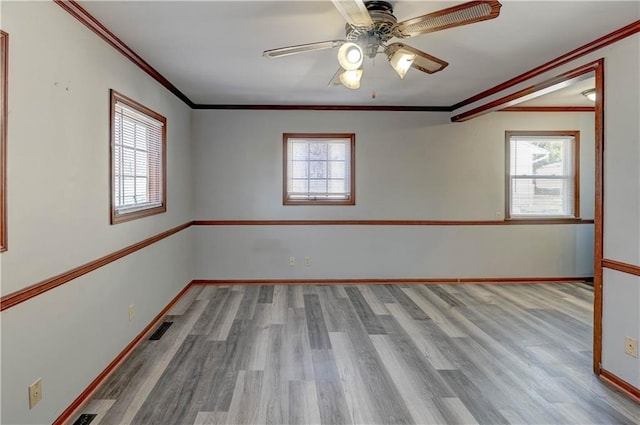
[110,90,166,223]
[0,31,7,251]
[283,133,355,205]
[506,131,579,219]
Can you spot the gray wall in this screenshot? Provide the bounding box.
[191,109,595,280]
[1,3,193,424]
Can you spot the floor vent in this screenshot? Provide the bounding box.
[73,414,97,425]
[149,321,173,340]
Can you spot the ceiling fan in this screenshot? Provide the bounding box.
[263,0,502,89]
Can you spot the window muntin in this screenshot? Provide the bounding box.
[506,131,579,219]
[284,133,355,205]
[110,90,166,223]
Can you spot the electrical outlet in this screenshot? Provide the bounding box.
[289,256,295,266]
[496,211,502,220]
[129,304,135,321]
[624,336,638,357]
[28,378,42,409]
[304,257,311,266]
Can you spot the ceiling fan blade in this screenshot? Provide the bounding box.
[386,43,449,75]
[331,0,373,27]
[394,1,502,38]
[263,40,345,58]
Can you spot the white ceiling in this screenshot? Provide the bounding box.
[77,1,640,106]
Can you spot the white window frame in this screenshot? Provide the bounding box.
[505,131,579,219]
[110,90,166,224]
[283,133,355,205]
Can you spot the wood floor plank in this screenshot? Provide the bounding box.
[257,324,288,425]
[438,370,510,424]
[289,380,322,425]
[96,299,209,425]
[311,349,353,425]
[193,411,227,425]
[167,286,203,315]
[225,370,263,424]
[208,291,243,341]
[385,284,430,319]
[370,335,448,425]
[285,307,314,381]
[304,294,332,349]
[356,285,389,316]
[402,287,467,338]
[384,303,457,370]
[131,335,214,425]
[344,286,386,335]
[78,283,639,425]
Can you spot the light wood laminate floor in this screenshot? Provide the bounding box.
[76,283,639,425]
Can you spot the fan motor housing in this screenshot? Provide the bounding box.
[345,0,397,58]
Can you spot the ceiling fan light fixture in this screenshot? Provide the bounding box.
[582,88,596,102]
[390,50,416,79]
[340,68,363,89]
[337,42,363,71]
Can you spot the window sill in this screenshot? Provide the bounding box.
[111,205,166,224]
[504,217,592,224]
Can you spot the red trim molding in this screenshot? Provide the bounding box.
[53,0,194,108]
[452,61,601,122]
[602,258,640,277]
[0,222,192,311]
[599,369,640,403]
[452,20,640,111]
[193,277,592,286]
[193,219,594,226]
[52,280,194,425]
[501,106,595,113]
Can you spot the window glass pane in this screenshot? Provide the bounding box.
[309,161,327,178]
[122,119,136,147]
[122,147,135,175]
[329,143,346,160]
[291,142,308,160]
[134,124,147,150]
[135,177,148,203]
[136,152,148,177]
[290,179,308,193]
[511,177,571,216]
[328,161,345,178]
[328,179,346,194]
[310,180,327,194]
[291,160,307,178]
[308,143,328,160]
[123,177,135,205]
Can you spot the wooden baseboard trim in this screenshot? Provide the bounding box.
[193,219,594,226]
[602,258,640,277]
[192,277,592,286]
[599,369,640,403]
[0,222,192,311]
[52,280,194,425]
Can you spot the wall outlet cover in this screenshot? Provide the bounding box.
[28,378,42,409]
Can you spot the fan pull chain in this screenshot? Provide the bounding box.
[371,56,377,99]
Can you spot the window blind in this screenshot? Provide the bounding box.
[113,100,164,215]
